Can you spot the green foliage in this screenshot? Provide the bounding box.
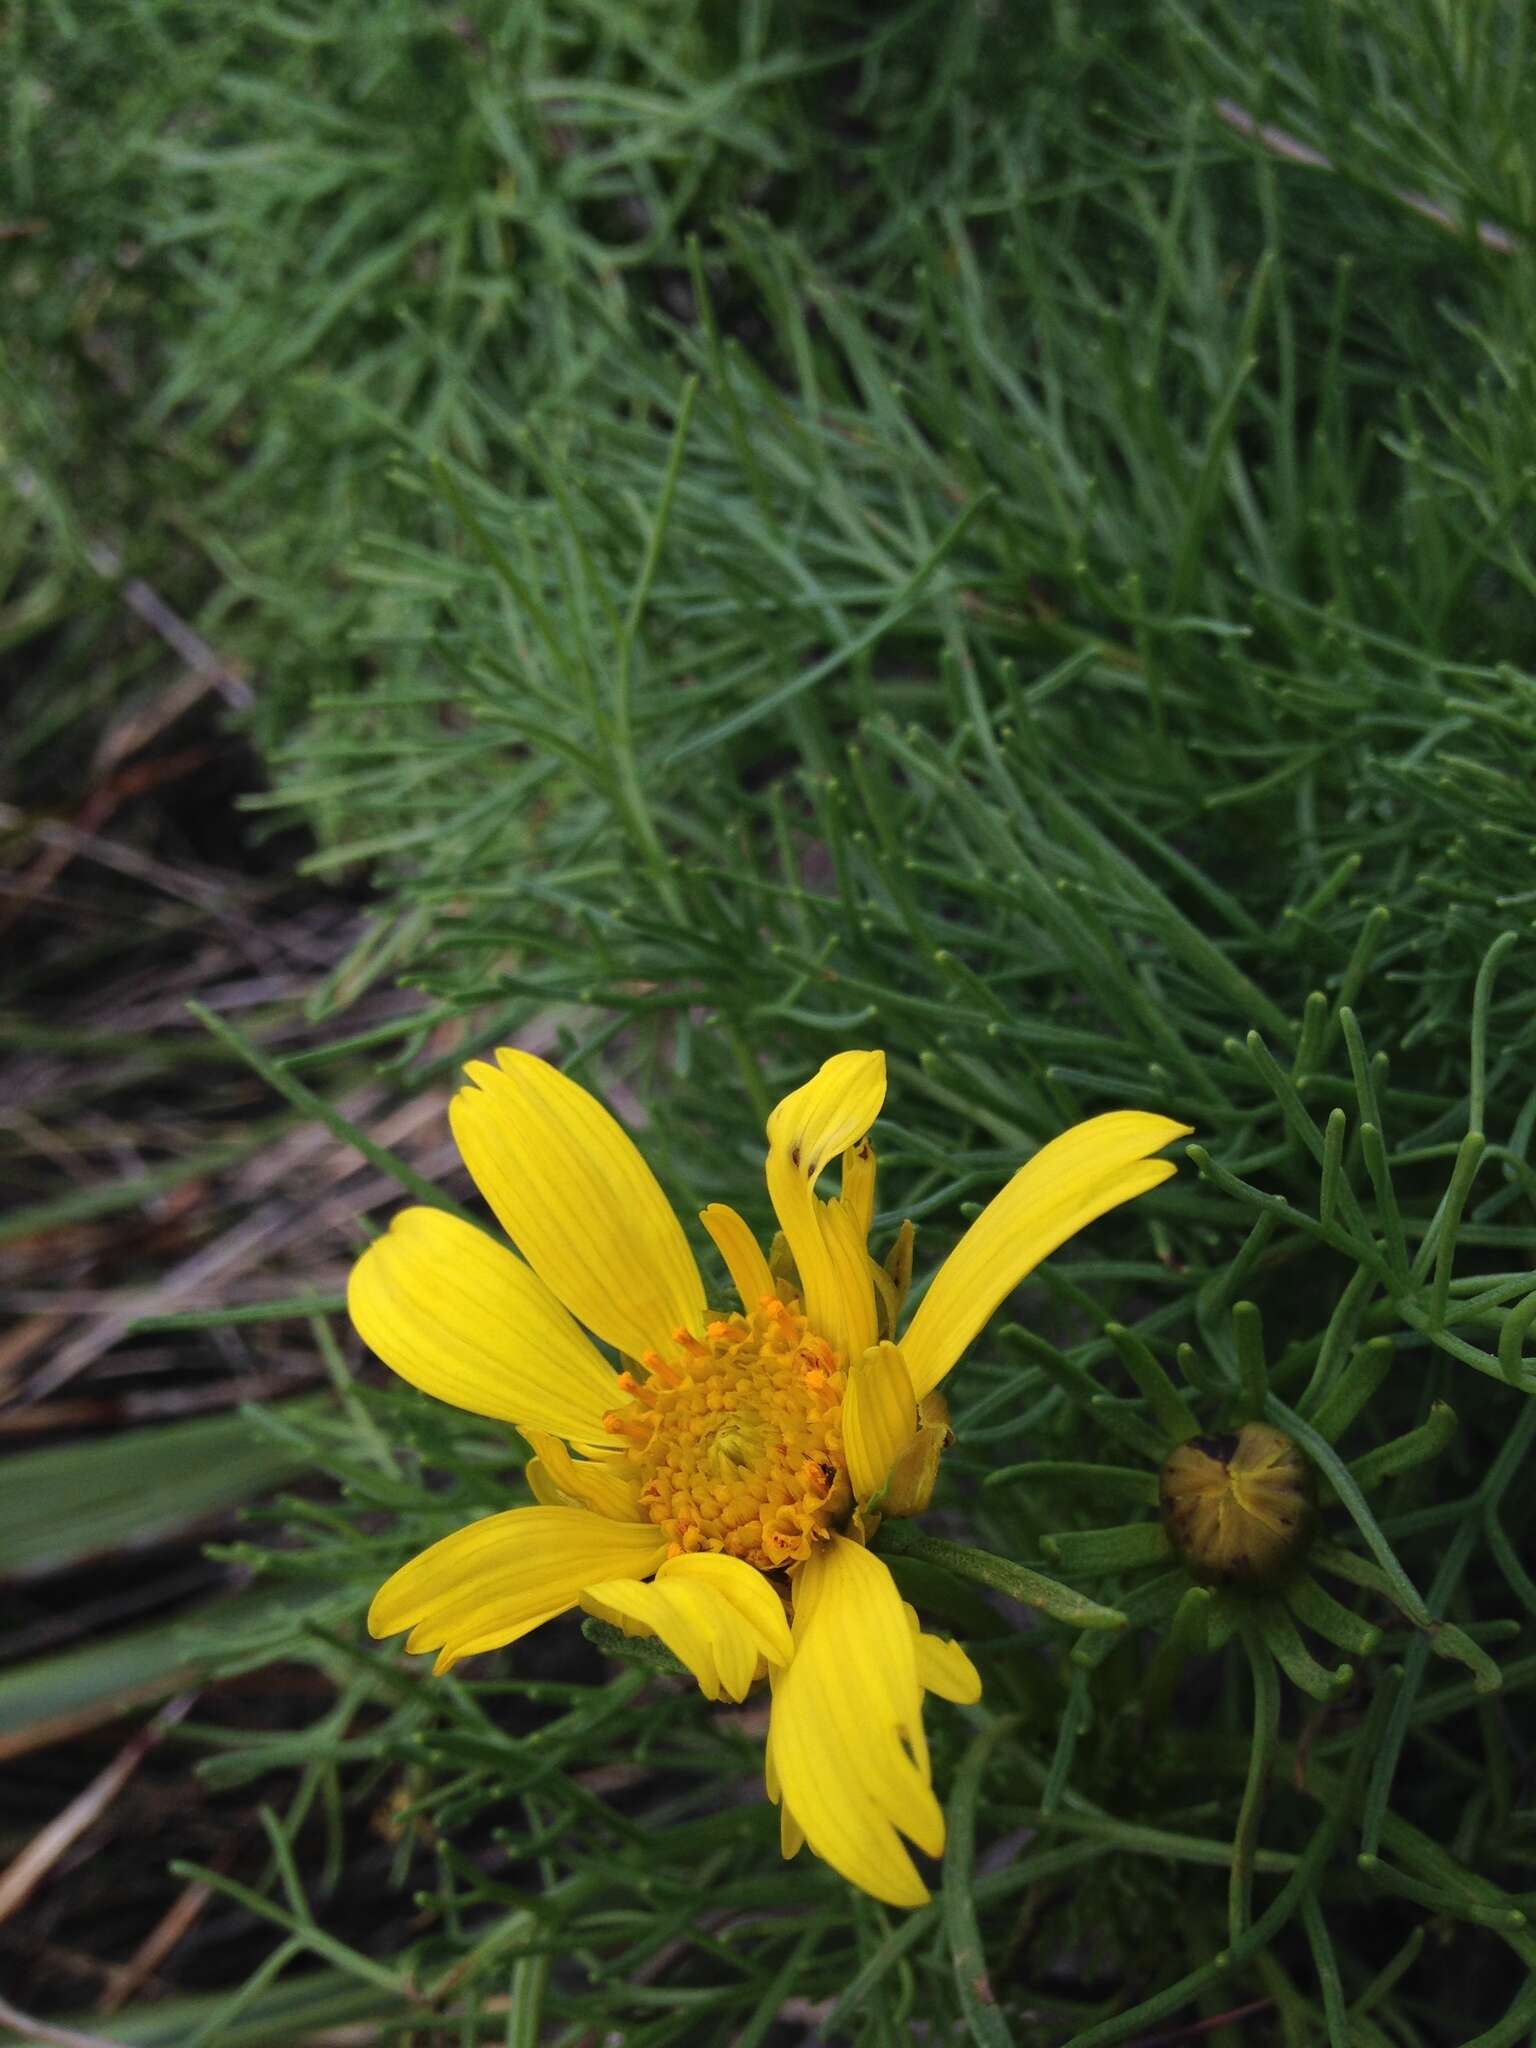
[11,0,1536,2042]
[0,1404,317,1577]
[2,0,796,781]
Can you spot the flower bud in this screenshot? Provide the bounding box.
[1159,1424,1315,1587]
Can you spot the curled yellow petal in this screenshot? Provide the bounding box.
[524,1458,570,1508]
[520,1431,644,1522]
[843,1340,918,1505]
[699,1203,774,1312]
[767,1536,941,1907]
[881,1392,952,1517]
[658,1551,794,1668]
[868,1255,899,1339]
[901,1112,1190,1401]
[765,1052,885,1360]
[348,1207,620,1450]
[369,1507,665,1674]
[450,1050,705,1362]
[585,1552,792,1702]
[883,1217,915,1321]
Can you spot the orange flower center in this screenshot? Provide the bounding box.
[604,1297,849,1570]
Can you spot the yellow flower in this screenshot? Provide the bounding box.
[351,1048,1188,1906]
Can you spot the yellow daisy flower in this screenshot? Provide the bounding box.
[351,1047,1188,1906]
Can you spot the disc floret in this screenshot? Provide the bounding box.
[607,1295,851,1569]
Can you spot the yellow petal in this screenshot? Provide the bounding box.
[657,1552,794,1668]
[348,1207,620,1450]
[843,1340,918,1504]
[903,1602,983,1705]
[883,1218,915,1321]
[881,1392,952,1517]
[868,1255,899,1339]
[585,1553,791,1702]
[819,1195,878,1363]
[699,1203,774,1312]
[763,1728,807,1859]
[840,1137,877,1241]
[524,1458,569,1508]
[520,1431,644,1522]
[764,1052,885,1360]
[450,1050,705,1362]
[368,1507,665,1673]
[900,1112,1190,1401]
[579,1583,657,1639]
[767,1536,942,1907]
[581,1577,726,1693]
[917,1632,981,1704]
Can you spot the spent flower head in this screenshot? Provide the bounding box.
[350,1047,1186,1904]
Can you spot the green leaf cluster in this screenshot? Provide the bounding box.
[11,0,1536,2043]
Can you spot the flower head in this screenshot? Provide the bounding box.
[351,1047,1187,1905]
[1159,1424,1316,1587]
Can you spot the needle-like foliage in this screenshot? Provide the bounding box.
[9,0,1536,2042]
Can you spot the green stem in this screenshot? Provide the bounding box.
[1229,1613,1280,1948]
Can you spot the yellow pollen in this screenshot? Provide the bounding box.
[604,1298,850,1570]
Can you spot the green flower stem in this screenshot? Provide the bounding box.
[874,1523,1129,1631]
[1229,1612,1281,1947]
